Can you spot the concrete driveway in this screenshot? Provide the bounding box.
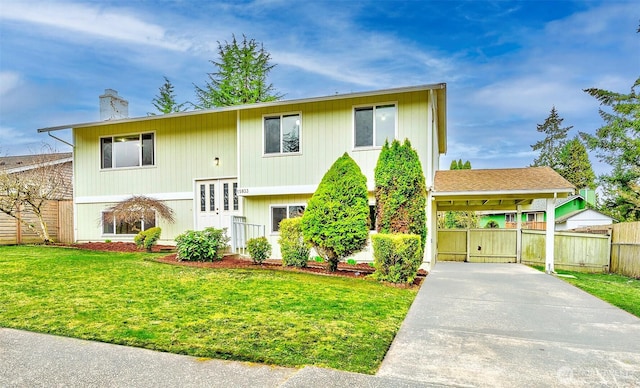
[377,262,640,387]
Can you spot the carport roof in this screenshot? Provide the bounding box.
[433,167,575,211]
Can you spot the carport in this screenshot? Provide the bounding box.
[426,166,575,272]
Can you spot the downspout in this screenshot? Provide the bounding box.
[47,131,75,148]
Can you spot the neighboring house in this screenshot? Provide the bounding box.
[479,189,614,230]
[0,152,74,244]
[38,86,447,261]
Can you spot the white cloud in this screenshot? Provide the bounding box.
[0,71,21,97]
[0,1,191,51]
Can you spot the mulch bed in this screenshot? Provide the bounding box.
[72,241,426,286]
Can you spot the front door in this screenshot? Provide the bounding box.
[196,179,240,230]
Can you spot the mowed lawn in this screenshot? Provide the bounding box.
[532,265,640,318]
[0,246,417,374]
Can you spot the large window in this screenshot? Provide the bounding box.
[354,104,396,148]
[264,113,300,155]
[102,212,156,235]
[271,204,305,233]
[101,132,154,169]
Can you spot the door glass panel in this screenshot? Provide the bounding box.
[200,184,205,211]
[209,184,215,211]
[223,183,229,211]
[233,183,238,210]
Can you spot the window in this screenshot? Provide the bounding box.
[264,113,300,154]
[505,214,516,223]
[102,212,156,235]
[354,104,396,148]
[101,132,154,169]
[271,205,305,232]
[526,212,544,222]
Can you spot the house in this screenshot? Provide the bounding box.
[38,86,576,269]
[38,86,446,261]
[479,188,614,231]
[0,152,73,244]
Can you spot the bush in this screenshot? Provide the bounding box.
[278,217,310,267]
[485,220,500,228]
[175,227,230,262]
[134,227,162,252]
[374,139,427,254]
[247,236,271,264]
[371,233,422,284]
[301,153,370,271]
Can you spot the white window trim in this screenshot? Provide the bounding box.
[262,112,302,157]
[99,131,156,170]
[101,210,156,236]
[269,203,306,234]
[352,102,398,150]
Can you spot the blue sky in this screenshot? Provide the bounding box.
[0,0,638,175]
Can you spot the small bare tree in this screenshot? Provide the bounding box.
[0,152,70,243]
[105,195,175,231]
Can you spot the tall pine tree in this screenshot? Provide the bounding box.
[149,76,186,115]
[531,106,572,169]
[194,35,282,109]
[557,136,596,190]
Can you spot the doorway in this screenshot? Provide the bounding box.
[195,178,240,230]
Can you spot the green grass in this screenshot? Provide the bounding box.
[531,265,640,317]
[0,246,417,374]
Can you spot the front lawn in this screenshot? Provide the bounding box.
[0,246,417,374]
[531,265,640,317]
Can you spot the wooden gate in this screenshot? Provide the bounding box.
[438,229,517,263]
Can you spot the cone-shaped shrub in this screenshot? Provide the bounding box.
[301,153,369,271]
[374,139,427,254]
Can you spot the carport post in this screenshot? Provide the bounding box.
[516,205,522,263]
[545,196,556,273]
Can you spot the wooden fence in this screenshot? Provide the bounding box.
[610,222,640,278]
[437,229,518,263]
[0,199,73,244]
[520,230,610,273]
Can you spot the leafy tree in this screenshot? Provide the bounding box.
[149,76,186,115]
[105,195,175,232]
[531,106,572,169]
[301,153,369,271]
[556,136,596,190]
[580,76,640,221]
[449,159,471,170]
[374,139,427,253]
[0,151,69,243]
[194,34,282,109]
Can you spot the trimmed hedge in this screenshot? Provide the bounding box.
[371,233,422,284]
[301,153,370,271]
[247,236,271,264]
[175,227,230,262]
[278,217,310,267]
[134,227,162,252]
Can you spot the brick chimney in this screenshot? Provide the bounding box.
[99,89,129,120]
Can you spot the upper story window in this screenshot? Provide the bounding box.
[354,104,396,148]
[101,132,154,169]
[264,113,300,155]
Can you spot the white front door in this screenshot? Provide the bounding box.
[196,179,240,230]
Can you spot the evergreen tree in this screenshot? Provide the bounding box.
[531,106,572,169]
[581,76,640,221]
[557,136,596,190]
[449,159,471,170]
[441,158,475,228]
[374,139,427,253]
[301,153,369,271]
[194,34,282,109]
[150,76,186,115]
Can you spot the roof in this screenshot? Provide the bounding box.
[0,152,73,174]
[37,83,448,154]
[480,194,584,215]
[433,167,576,211]
[555,208,616,224]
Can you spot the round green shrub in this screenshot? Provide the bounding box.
[134,227,162,252]
[278,217,310,267]
[247,236,271,264]
[175,227,230,262]
[371,233,422,284]
[301,153,370,271]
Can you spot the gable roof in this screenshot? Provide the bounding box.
[37,83,448,154]
[0,152,73,174]
[555,208,616,224]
